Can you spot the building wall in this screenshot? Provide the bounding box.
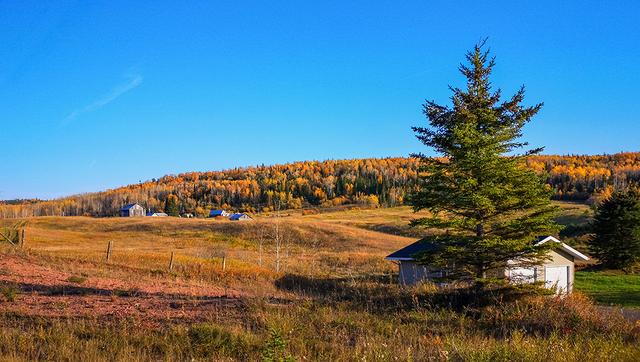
[131,205,145,217]
[398,248,577,291]
[505,249,575,292]
[121,205,145,217]
[539,249,575,292]
[398,261,442,285]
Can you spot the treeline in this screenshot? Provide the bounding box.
[1,153,640,218]
[0,158,417,218]
[527,152,640,201]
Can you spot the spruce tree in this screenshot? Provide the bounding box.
[165,194,180,217]
[590,189,640,269]
[409,41,558,288]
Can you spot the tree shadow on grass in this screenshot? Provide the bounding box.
[5,281,239,302]
[274,274,640,341]
[274,273,527,313]
[590,291,640,308]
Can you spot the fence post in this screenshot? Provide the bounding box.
[20,229,25,248]
[106,241,113,262]
[169,251,175,271]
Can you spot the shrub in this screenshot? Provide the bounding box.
[188,323,253,359]
[0,285,18,302]
[66,276,87,284]
[261,329,294,362]
[478,294,636,339]
[353,193,379,208]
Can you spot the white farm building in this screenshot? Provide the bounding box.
[386,236,589,294]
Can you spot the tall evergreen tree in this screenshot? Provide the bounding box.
[409,41,558,288]
[589,189,640,269]
[164,194,180,217]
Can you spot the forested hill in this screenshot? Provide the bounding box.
[2,152,640,218]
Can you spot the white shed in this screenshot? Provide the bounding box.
[119,203,145,217]
[229,213,252,221]
[386,236,589,294]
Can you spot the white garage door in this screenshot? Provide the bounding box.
[545,266,569,293]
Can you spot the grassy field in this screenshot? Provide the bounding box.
[0,203,638,361]
[553,201,593,226]
[297,201,593,236]
[575,271,640,307]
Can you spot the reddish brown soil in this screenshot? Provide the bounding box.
[0,253,246,326]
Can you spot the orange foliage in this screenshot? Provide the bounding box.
[2,153,640,218]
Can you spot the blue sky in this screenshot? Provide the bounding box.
[1,1,639,200]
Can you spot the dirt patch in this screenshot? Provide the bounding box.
[0,252,246,326]
[1,293,244,327]
[0,252,240,298]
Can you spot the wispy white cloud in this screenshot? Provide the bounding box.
[63,74,143,124]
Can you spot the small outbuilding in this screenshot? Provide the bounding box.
[146,212,168,217]
[386,236,589,294]
[209,209,230,218]
[120,203,145,217]
[229,213,252,221]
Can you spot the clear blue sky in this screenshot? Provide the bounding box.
[1,1,639,200]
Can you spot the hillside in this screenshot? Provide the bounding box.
[0,202,592,297]
[2,152,640,218]
[1,204,639,360]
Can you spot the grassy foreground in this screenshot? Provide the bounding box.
[0,286,638,361]
[0,204,638,361]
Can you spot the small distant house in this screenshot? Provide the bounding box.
[120,203,145,217]
[209,209,230,218]
[229,213,252,221]
[386,236,589,294]
[146,212,168,217]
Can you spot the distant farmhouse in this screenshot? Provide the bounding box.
[146,212,168,217]
[229,213,252,221]
[209,209,230,218]
[386,236,589,294]
[119,203,145,217]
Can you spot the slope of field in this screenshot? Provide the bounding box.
[1,214,413,293]
[1,204,639,361]
[296,201,594,238]
[0,201,595,301]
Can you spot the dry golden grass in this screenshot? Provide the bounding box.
[1,213,413,297]
[286,205,425,237]
[2,203,636,361]
[0,202,594,290]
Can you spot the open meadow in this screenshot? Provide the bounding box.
[1,203,639,361]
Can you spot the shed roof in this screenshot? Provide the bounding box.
[534,236,590,261]
[120,203,141,211]
[385,239,437,261]
[229,213,251,220]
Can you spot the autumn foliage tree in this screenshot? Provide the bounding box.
[409,41,559,289]
[1,154,640,218]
